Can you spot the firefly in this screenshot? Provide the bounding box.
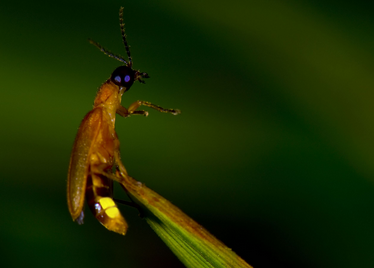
[67,7,180,235]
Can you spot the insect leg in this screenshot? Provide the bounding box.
[128,100,181,115]
[90,166,144,217]
[117,101,180,117]
[116,105,148,117]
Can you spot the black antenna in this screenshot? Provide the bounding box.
[119,7,132,67]
[88,39,127,64]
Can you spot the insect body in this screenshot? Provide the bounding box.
[67,7,180,235]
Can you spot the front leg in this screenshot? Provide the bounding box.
[116,100,181,117]
[116,105,148,117]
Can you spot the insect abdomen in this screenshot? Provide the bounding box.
[86,172,128,235]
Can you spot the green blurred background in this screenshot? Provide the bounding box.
[2,0,374,267]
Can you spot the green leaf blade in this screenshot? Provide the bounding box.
[120,176,252,268]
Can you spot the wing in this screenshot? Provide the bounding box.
[67,108,103,221]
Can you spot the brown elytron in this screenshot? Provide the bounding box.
[67,7,180,235]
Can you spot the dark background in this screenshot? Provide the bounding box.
[1,0,374,267]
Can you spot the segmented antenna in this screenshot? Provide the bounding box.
[119,7,132,67]
[88,39,127,64]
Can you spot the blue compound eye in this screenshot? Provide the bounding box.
[110,66,135,90]
[114,76,121,84]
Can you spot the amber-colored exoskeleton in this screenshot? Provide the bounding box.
[67,7,180,235]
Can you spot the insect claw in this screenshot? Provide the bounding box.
[172,109,181,115]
